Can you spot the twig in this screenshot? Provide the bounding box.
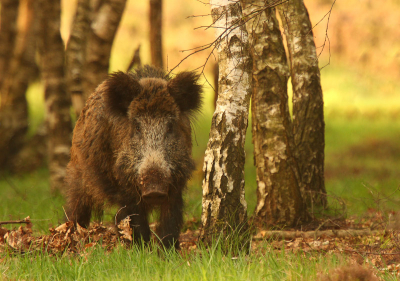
[0,218,31,226]
[115,205,127,226]
[62,206,69,221]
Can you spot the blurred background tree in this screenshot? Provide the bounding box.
[37,0,72,193]
[149,0,163,69]
[0,0,39,172]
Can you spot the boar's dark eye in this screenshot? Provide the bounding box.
[132,121,141,136]
[166,122,174,135]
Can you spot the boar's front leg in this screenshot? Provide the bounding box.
[156,192,183,249]
[116,202,151,245]
[65,166,96,228]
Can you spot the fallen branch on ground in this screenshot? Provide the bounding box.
[0,217,31,226]
[254,229,384,240]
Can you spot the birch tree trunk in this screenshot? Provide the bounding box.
[149,0,163,69]
[66,0,91,117]
[37,0,72,193]
[277,0,326,208]
[241,0,308,226]
[83,0,127,99]
[0,0,38,170]
[200,0,251,248]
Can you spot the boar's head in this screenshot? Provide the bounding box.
[103,69,202,205]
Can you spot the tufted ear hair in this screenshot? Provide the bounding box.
[167,71,203,114]
[102,71,142,116]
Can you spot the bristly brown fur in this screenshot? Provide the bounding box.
[168,72,203,114]
[103,67,202,117]
[132,65,168,80]
[102,71,142,116]
[64,65,202,249]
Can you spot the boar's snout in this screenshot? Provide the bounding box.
[140,168,169,204]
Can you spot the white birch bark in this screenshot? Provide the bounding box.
[200,0,251,243]
[277,0,326,207]
[241,0,307,226]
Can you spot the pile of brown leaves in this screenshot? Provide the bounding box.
[0,216,133,256]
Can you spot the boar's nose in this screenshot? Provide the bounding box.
[140,168,168,203]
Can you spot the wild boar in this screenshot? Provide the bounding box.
[64,65,202,249]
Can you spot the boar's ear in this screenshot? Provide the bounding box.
[167,71,202,113]
[103,71,142,116]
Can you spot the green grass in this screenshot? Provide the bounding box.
[324,118,400,215]
[0,242,353,281]
[0,169,65,233]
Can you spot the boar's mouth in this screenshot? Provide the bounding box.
[142,187,168,204]
[140,169,169,205]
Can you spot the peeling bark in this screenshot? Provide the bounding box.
[149,0,163,69]
[241,0,308,226]
[277,0,326,208]
[200,0,251,247]
[0,0,38,170]
[83,0,127,99]
[37,0,72,192]
[66,0,91,117]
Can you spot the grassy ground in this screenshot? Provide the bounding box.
[1,241,353,281]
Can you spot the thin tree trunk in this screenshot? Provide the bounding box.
[37,0,72,193]
[277,0,326,208]
[0,0,19,89]
[83,0,127,100]
[213,62,218,110]
[0,0,38,170]
[200,0,251,249]
[126,44,141,71]
[241,0,307,226]
[149,0,163,69]
[66,0,91,117]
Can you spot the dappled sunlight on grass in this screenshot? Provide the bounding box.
[321,64,400,120]
[26,82,44,136]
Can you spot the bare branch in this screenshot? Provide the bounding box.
[0,217,31,226]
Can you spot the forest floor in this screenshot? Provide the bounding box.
[1,210,400,279]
